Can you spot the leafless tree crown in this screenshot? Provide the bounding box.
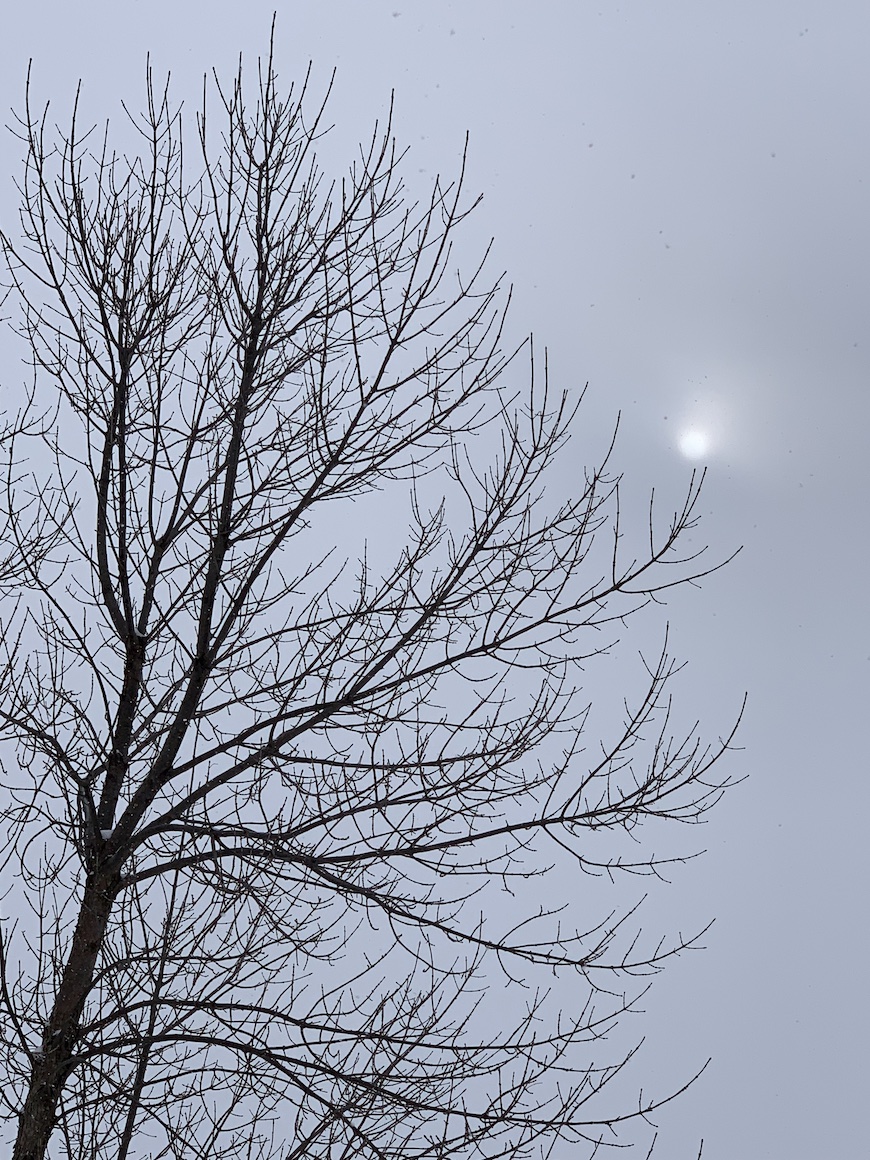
[0,44,739,1160]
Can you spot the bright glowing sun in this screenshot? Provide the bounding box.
[678,429,709,460]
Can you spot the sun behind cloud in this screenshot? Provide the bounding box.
[678,427,710,460]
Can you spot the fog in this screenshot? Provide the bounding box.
[1,2,866,1156]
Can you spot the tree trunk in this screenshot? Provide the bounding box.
[13,878,115,1160]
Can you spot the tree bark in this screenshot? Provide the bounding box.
[13,878,116,1160]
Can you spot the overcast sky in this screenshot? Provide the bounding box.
[1,3,867,1157]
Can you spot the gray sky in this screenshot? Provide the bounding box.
[1,2,867,1156]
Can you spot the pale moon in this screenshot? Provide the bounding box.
[678,429,709,459]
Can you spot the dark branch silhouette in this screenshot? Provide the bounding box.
[0,38,740,1160]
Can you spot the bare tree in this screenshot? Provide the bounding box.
[0,40,740,1160]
